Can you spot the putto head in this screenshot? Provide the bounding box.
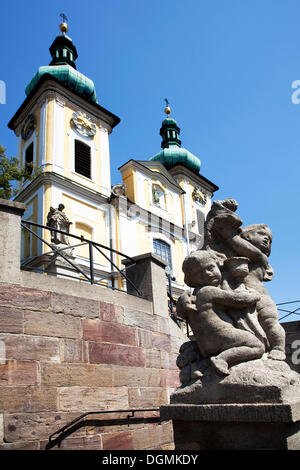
[182,250,224,288]
[241,224,272,256]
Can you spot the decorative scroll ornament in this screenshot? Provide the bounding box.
[21,114,35,140]
[192,187,207,205]
[71,112,96,137]
[112,183,127,197]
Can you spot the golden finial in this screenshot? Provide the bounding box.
[59,13,69,34]
[164,98,171,116]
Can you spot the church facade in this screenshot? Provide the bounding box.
[8,20,218,299]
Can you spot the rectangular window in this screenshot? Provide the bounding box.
[153,238,172,269]
[75,140,91,179]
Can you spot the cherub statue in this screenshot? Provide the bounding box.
[176,250,265,376]
[204,198,285,360]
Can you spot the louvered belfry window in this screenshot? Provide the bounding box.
[75,140,91,179]
[25,143,34,175]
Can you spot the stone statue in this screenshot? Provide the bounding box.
[177,250,265,376]
[204,198,286,360]
[173,198,300,404]
[47,204,72,246]
[152,185,160,205]
[111,183,127,197]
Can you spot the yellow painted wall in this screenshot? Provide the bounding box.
[122,171,136,202]
[22,194,38,258]
[43,184,51,247]
[61,193,109,268]
[137,222,151,255]
[173,239,185,286]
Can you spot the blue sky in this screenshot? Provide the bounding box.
[0,0,299,321]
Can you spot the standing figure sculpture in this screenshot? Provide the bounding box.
[47,204,72,245]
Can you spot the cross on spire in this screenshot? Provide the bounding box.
[60,13,68,23]
[164,98,169,107]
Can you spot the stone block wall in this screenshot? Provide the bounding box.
[0,199,187,450]
[0,274,186,450]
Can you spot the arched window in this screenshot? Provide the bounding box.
[74,140,91,179]
[152,184,165,209]
[75,222,93,259]
[153,238,172,269]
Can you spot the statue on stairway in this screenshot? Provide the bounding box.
[173,198,299,404]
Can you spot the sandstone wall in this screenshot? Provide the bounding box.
[0,272,186,450]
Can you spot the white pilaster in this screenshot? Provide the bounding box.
[99,125,111,197]
[39,98,47,167]
[52,97,65,175]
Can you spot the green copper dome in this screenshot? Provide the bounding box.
[25,65,97,103]
[149,114,201,174]
[25,31,97,103]
[150,146,201,173]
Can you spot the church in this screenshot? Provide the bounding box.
[8,19,218,300]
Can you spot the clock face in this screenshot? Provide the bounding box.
[21,114,35,140]
[192,187,207,205]
[71,112,96,137]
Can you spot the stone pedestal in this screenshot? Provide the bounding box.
[44,244,81,280]
[160,402,300,450]
[122,252,169,315]
[0,199,25,283]
[161,355,300,449]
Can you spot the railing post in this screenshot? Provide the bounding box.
[89,242,94,284]
[122,253,169,316]
[0,199,26,284]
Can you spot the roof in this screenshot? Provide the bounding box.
[8,73,120,131]
[25,65,97,104]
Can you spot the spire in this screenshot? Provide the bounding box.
[149,100,201,174]
[160,100,181,149]
[49,14,78,69]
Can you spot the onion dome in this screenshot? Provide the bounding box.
[149,105,201,174]
[25,18,97,103]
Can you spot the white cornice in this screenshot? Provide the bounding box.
[9,80,117,133]
[15,171,110,206]
[169,165,218,194]
[119,159,184,195]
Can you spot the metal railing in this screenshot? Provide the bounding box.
[277,300,300,322]
[46,408,160,450]
[21,220,142,297]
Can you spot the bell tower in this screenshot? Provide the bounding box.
[8,18,120,270]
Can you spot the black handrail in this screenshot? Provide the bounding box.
[46,407,160,449]
[21,220,142,296]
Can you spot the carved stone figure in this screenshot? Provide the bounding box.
[177,250,265,376]
[152,185,160,205]
[173,198,300,404]
[46,204,72,245]
[111,183,127,197]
